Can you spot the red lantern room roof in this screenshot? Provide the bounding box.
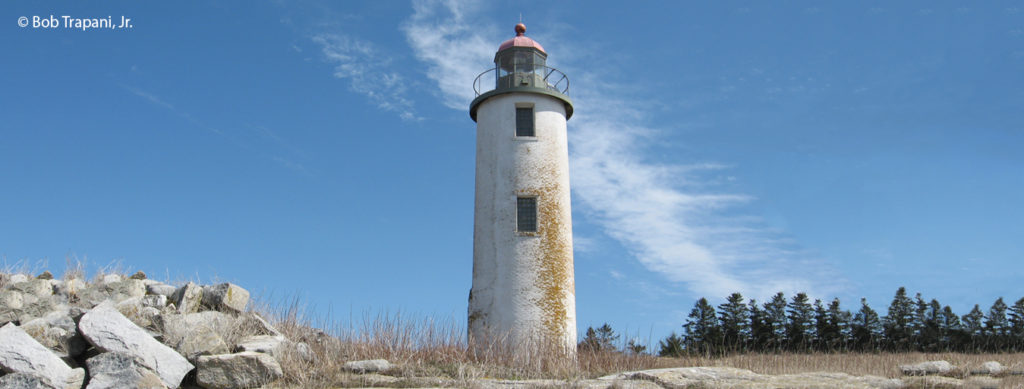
[497,23,545,53]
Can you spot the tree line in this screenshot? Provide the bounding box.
[642,287,1024,356]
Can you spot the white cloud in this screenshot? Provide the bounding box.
[402,0,498,109]
[403,0,840,300]
[311,34,420,121]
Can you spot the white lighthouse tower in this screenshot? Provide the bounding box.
[468,23,577,355]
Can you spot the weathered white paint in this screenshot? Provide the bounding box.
[469,92,576,353]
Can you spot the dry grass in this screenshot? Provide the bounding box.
[258,299,658,388]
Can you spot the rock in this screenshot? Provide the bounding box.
[10,274,30,284]
[85,352,167,389]
[900,360,955,375]
[99,274,122,285]
[0,273,9,288]
[128,271,147,280]
[1,290,25,310]
[101,280,146,302]
[343,359,392,374]
[158,311,235,348]
[170,283,203,314]
[972,361,1005,375]
[78,303,193,388]
[195,352,283,389]
[175,327,229,363]
[11,280,54,298]
[36,271,54,280]
[0,372,61,389]
[234,335,287,355]
[115,298,160,329]
[0,323,85,389]
[201,284,248,313]
[141,295,167,309]
[146,283,177,298]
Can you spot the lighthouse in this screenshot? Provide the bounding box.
[468,23,577,355]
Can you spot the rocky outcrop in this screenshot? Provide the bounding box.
[0,270,304,389]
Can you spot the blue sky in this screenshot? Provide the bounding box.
[3,1,1022,345]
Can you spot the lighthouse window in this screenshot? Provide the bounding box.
[516,197,537,233]
[516,107,534,137]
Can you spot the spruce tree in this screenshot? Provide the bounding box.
[921,299,942,351]
[883,287,915,351]
[962,304,985,351]
[717,292,749,352]
[940,305,965,351]
[985,297,1009,351]
[813,299,829,351]
[1009,297,1024,351]
[851,298,881,351]
[763,292,787,351]
[658,332,685,357]
[748,299,768,352]
[822,298,850,351]
[684,298,722,355]
[911,293,928,350]
[786,292,815,351]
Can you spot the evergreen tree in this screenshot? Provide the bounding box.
[985,297,1009,351]
[747,299,768,352]
[684,298,722,355]
[813,299,828,351]
[658,332,685,357]
[920,299,942,351]
[1008,297,1024,350]
[578,323,620,352]
[851,298,882,351]
[786,292,815,351]
[717,292,750,352]
[820,298,849,351]
[911,293,928,350]
[940,306,965,351]
[763,292,787,351]
[626,338,647,355]
[962,304,985,351]
[883,287,915,351]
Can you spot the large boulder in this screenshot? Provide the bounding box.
[145,283,177,298]
[170,283,203,314]
[0,372,61,389]
[342,359,392,374]
[195,352,283,389]
[10,280,53,299]
[175,326,229,363]
[78,303,193,388]
[0,323,85,389]
[900,360,955,375]
[201,284,249,313]
[158,311,235,346]
[85,352,167,389]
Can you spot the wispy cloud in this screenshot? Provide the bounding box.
[403,0,841,300]
[311,34,420,121]
[402,0,498,110]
